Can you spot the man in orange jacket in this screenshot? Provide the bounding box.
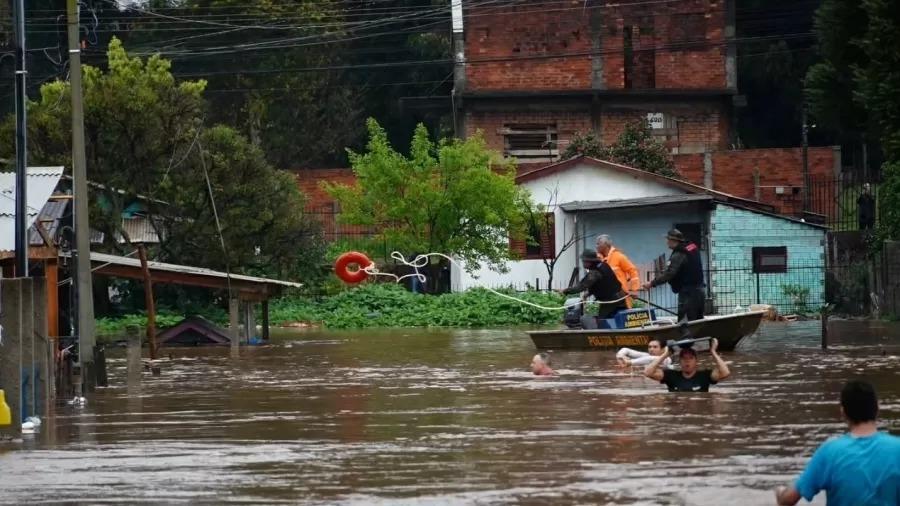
[596,234,640,308]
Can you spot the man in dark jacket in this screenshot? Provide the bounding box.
[641,229,705,321]
[560,249,628,322]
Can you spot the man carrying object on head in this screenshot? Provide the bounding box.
[644,338,730,392]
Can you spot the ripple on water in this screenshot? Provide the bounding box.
[0,322,893,504]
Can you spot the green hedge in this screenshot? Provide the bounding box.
[269,283,566,328]
[94,284,568,335]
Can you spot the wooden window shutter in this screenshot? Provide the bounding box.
[540,213,555,259]
[509,235,527,258]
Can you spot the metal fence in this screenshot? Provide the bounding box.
[807,173,881,232]
[639,261,869,316]
[305,204,377,243]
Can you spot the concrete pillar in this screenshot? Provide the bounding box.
[32,279,50,418]
[244,302,256,343]
[229,297,240,356]
[703,152,714,189]
[20,278,34,420]
[126,325,142,395]
[590,6,605,90]
[261,300,270,341]
[0,279,26,436]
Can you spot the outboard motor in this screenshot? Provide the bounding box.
[563,297,584,329]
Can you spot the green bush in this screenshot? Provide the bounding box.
[268,283,566,329]
[95,284,568,334]
[95,311,187,337]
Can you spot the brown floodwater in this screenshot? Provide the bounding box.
[0,321,898,505]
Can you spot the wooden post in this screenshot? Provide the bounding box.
[821,308,829,350]
[261,299,270,341]
[136,245,157,360]
[229,297,240,356]
[245,302,256,343]
[45,259,59,338]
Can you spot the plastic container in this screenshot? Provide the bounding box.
[666,336,713,354]
[0,389,10,426]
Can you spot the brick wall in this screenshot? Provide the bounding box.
[465,1,593,91]
[709,204,825,312]
[294,168,356,209]
[464,109,594,153]
[601,107,728,152]
[673,147,837,215]
[465,0,729,92]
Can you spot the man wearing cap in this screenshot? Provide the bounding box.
[643,338,730,392]
[559,249,628,321]
[641,228,705,321]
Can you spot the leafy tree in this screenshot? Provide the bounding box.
[161,126,325,280]
[852,0,900,242]
[325,119,530,292]
[0,38,323,282]
[854,0,900,161]
[561,130,605,160]
[562,121,678,178]
[521,186,581,290]
[804,0,870,145]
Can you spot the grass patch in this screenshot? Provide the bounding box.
[269,283,566,329]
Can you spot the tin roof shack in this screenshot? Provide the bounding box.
[454,156,826,315]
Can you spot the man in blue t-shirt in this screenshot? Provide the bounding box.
[774,380,900,506]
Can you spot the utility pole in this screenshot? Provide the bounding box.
[67,0,97,390]
[450,0,465,138]
[802,106,810,213]
[12,0,28,277]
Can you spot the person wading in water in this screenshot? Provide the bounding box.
[774,380,900,506]
[644,338,730,392]
[530,353,556,376]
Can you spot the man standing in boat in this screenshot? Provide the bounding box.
[643,338,730,392]
[641,229,705,322]
[559,249,629,324]
[596,234,640,309]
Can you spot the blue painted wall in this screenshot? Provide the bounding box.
[577,202,709,310]
[709,204,826,313]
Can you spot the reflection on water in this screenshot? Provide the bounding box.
[0,322,898,505]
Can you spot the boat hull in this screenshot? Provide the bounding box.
[527,311,765,352]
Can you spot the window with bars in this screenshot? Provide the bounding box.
[502,125,558,162]
[752,246,788,274]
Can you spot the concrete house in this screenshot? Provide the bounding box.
[452,156,826,314]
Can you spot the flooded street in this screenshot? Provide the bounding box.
[1,321,898,505]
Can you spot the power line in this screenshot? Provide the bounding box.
[151,32,813,78]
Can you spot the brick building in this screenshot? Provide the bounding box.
[451,0,837,215]
[456,0,737,159]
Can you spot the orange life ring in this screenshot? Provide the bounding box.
[334,251,372,284]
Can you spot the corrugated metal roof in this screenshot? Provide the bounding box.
[28,199,67,246]
[86,252,303,288]
[115,217,160,244]
[559,194,714,212]
[0,167,65,252]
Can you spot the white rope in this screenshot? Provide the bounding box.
[360,251,629,311]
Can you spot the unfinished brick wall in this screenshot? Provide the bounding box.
[601,0,727,90]
[464,109,594,153]
[465,1,593,91]
[673,147,837,215]
[464,0,729,92]
[601,107,728,153]
[294,169,355,209]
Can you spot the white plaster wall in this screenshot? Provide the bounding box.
[453,162,689,291]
